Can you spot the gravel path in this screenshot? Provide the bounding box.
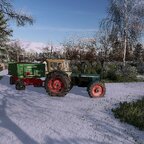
[0,70,144,144]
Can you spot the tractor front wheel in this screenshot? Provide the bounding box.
[88,82,106,98]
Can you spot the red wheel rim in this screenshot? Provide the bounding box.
[91,84,103,97]
[48,78,64,93]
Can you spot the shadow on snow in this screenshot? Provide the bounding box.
[0,97,39,144]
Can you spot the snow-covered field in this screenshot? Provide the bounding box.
[0,70,144,144]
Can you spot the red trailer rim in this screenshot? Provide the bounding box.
[48,78,64,93]
[91,84,103,97]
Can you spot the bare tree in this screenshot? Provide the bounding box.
[6,41,25,62]
[63,38,80,60]
[100,0,144,66]
[63,37,97,61]
[42,45,51,58]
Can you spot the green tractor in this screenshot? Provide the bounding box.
[8,59,106,98]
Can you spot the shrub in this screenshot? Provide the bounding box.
[105,63,138,82]
[119,64,138,82]
[106,64,118,81]
[95,63,102,74]
[136,63,144,74]
[112,98,144,130]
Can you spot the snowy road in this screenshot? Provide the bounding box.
[0,70,144,144]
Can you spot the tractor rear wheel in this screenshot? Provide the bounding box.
[45,71,71,97]
[88,82,105,98]
[15,80,26,90]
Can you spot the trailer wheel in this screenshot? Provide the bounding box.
[88,82,105,98]
[10,76,15,85]
[15,80,26,90]
[45,71,71,97]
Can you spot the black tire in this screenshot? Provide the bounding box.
[10,76,15,85]
[87,82,106,98]
[45,70,71,97]
[44,70,68,90]
[15,80,26,90]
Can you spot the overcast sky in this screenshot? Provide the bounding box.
[10,0,108,44]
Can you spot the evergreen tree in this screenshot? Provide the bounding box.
[0,0,34,63]
[0,12,12,46]
[0,12,12,62]
[133,43,143,62]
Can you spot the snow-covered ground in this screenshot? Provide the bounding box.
[0,70,144,144]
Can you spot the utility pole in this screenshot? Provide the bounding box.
[50,41,53,59]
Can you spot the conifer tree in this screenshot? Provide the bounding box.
[0,12,12,62]
[0,12,12,46]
